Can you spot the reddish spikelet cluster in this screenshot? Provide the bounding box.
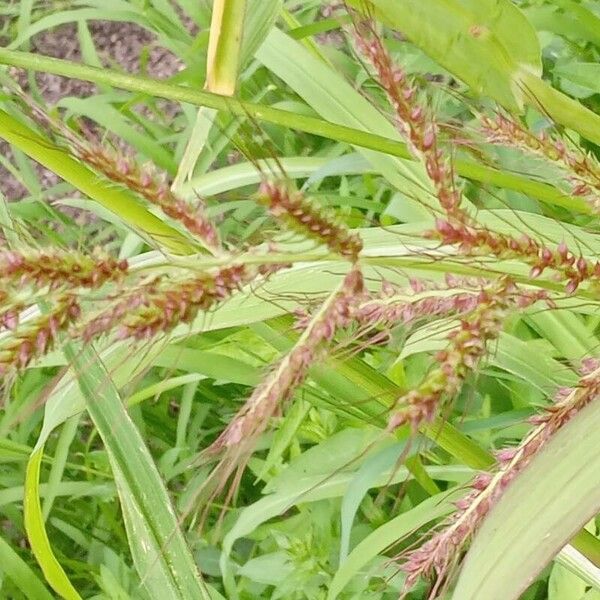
[0,249,128,289]
[0,295,80,375]
[210,268,365,452]
[0,307,20,331]
[354,277,487,328]
[13,86,221,252]
[79,264,253,342]
[431,218,600,294]
[400,361,600,597]
[196,269,365,515]
[257,181,363,260]
[388,279,548,432]
[0,290,22,331]
[482,115,600,208]
[355,25,461,214]
[76,144,221,252]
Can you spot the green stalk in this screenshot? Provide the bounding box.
[206,0,246,95]
[571,529,600,567]
[0,49,589,214]
[130,249,598,301]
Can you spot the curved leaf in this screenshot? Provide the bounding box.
[24,449,81,600]
[63,343,208,600]
[354,0,541,110]
[452,399,600,600]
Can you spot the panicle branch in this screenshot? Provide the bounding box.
[257,181,363,260]
[353,276,488,328]
[400,361,600,597]
[75,142,221,253]
[12,86,221,253]
[0,248,128,289]
[0,295,80,375]
[388,279,548,432]
[431,218,600,294]
[79,264,258,342]
[201,268,365,502]
[482,114,600,211]
[354,22,461,215]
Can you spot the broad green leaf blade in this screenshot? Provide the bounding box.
[451,399,600,600]
[354,0,541,110]
[24,449,82,600]
[63,343,208,600]
[361,0,600,145]
[554,63,600,95]
[33,344,165,451]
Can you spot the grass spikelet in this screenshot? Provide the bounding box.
[76,142,221,253]
[0,248,128,289]
[0,290,24,331]
[482,114,600,210]
[257,180,363,260]
[79,264,257,342]
[0,295,80,375]
[354,20,461,214]
[353,277,488,329]
[431,218,600,294]
[11,86,221,253]
[388,279,547,432]
[201,268,365,505]
[400,361,600,597]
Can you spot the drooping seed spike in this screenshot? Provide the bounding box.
[387,279,547,433]
[0,249,128,289]
[0,295,80,375]
[257,181,363,260]
[399,363,600,596]
[482,113,600,213]
[199,267,365,509]
[78,263,280,343]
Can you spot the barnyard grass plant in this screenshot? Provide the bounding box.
[0,1,599,599]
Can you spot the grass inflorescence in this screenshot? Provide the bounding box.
[0,3,599,600]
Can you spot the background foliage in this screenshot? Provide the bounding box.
[0,1,599,599]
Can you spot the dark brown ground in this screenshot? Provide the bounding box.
[1,19,185,200]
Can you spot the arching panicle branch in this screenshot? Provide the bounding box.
[201,267,365,503]
[400,361,600,598]
[388,278,548,432]
[482,114,600,212]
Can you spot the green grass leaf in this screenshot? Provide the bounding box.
[24,449,82,600]
[353,0,541,111]
[452,399,600,600]
[0,527,54,600]
[62,343,208,600]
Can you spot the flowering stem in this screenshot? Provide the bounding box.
[0,50,591,215]
[128,249,594,298]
